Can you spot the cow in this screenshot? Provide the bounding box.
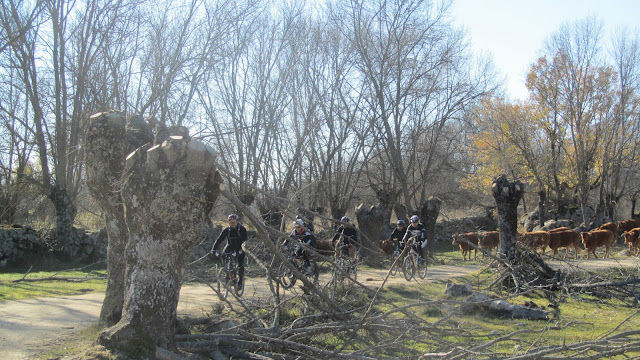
[548,227,570,232]
[581,229,614,259]
[314,239,335,257]
[597,222,618,234]
[452,232,479,261]
[379,239,398,257]
[517,231,550,253]
[547,229,582,260]
[617,219,640,233]
[622,227,640,256]
[479,231,499,257]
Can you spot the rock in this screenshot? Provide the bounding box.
[444,283,472,297]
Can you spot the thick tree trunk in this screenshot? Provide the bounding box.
[85,111,153,325]
[49,184,76,256]
[355,203,384,264]
[419,197,441,253]
[537,190,546,228]
[492,175,524,263]
[96,133,221,354]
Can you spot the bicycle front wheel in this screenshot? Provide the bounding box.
[402,255,415,281]
[217,267,230,300]
[417,256,427,279]
[278,262,296,289]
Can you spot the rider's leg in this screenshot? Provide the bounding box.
[416,242,425,259]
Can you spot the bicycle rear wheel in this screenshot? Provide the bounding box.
[308,262,320,286]
[417,256,427,279]
[390,252,399,276]
[217,267,230,300]
[234,272,245,297]
[402,255,415,281]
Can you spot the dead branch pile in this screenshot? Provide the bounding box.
[165,172,640,359]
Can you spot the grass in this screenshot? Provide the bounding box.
[373,258,640,358]
[0,265,108,301]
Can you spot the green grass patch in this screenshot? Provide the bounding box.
[0,268,107,301]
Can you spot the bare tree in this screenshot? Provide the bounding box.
[0,0,135,247]
[332,0,492,218]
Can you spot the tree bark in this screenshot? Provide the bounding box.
[355,203,384,264]
[97,134,221,354]
[49,184,76,256]
[419,197,441,252]
[492,175,524,263]
[85,111,153,325]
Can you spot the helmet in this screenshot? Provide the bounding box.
[397,220,406,226]
[227,214,239,221]
[341,216,350,223]
[293,219,304,228]
[410,215,419,223]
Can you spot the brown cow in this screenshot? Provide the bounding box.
[597,222,618,234]
[379,239,398,257]
[315,239,335,257]
[548,227,570,232]
[517,231,550,253]
[452,232,479,261]
[548,229,582,260]
[617,219,640,233]
[581,229,614,259]
[479,231,499,257]
[622,227,640,256]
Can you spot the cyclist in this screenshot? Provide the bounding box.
[402,215,427,260]
[389,219,408,255]
[296,214,315,233]
[332,216,358,259]
[289,219,316,275]
[211,214,248,290]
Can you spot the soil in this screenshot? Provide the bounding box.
[2,257,638,360]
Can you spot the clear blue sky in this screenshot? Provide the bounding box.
[451,0,640,100]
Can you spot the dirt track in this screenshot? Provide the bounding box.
[2,258,638,360]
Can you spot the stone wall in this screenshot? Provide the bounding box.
[0,225,107,267]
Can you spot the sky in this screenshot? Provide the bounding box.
[451,0,640,101]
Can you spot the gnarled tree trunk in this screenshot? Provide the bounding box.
[97,133,221,355]
[420,197,441,253]
[355,203,384,264]
[492,175,524,263]
[85,111,153,325]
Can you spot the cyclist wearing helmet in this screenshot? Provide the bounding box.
[211,214,248,290]
[332,216,358,258]
[296,215,314,233]
[389,219,408,255]
[402,215,427,259]
[288,219,316,275]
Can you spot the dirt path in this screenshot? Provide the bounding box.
[2,258,638,359]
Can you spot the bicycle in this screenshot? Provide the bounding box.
[278,243,319,289]
[333,238,358,285]
[402,236,428,281]
[389,238,402,276]
[215,251,244,300]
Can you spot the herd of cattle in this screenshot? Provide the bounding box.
[380,219,640,261]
